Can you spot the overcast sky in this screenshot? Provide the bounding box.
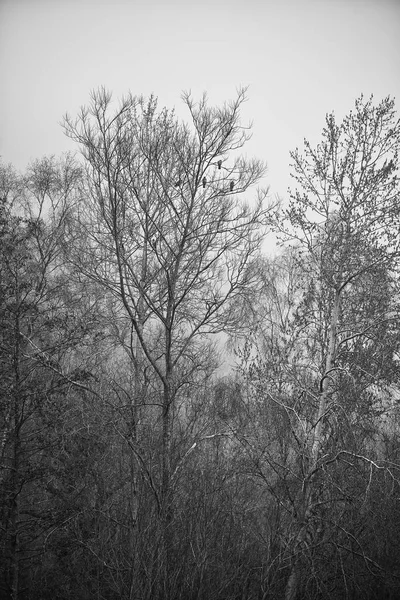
[1,0,399,200]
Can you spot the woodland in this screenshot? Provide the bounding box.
[1,89,400,600]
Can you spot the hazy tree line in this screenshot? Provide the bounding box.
[1,90,400,600]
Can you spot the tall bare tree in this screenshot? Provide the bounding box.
[62,87,270,598]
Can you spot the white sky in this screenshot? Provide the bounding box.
[1,0,399,200]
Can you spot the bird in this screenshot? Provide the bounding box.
[217,160,222,170]
[230,180,234,191]
[202,177,207,188]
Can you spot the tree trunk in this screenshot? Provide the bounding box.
[284,290,340,600]
[160,375,173,600]
[311,289,340,466]
[285,567,298,600]
[9,309,21,600]
[128,247,148,599]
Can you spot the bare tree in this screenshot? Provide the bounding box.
[62,87,270,599]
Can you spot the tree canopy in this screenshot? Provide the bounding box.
[1,91,400,600]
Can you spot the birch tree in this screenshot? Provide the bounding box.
[246,95,400,600]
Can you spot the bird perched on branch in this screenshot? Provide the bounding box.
[217,160,222,170]
[230,180,234,191]
[202,177,207,188]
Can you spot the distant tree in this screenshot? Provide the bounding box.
[0,156,99,600]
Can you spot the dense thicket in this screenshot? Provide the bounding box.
[1,92,399,600]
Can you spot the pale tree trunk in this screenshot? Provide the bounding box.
[284,290,341,600]
[310,290,340,467]
[285,568,299,600]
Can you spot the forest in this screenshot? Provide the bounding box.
[1,89,400,600]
